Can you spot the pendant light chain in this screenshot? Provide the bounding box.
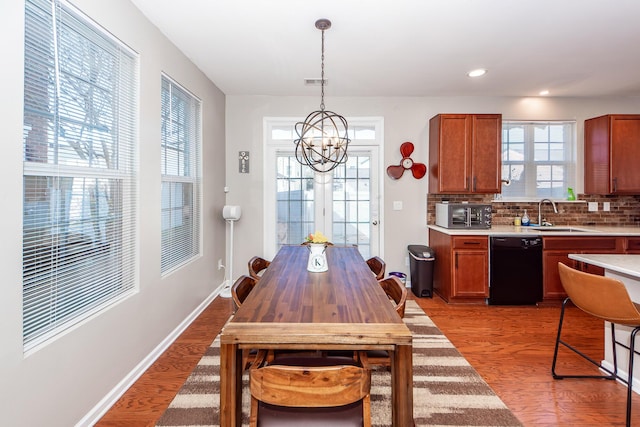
[320,27,325,111]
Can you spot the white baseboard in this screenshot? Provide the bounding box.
[600,360,640,394]
[219,278,232,298]
[76,283,226,426]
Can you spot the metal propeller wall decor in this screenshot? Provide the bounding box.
[386,141,427,180]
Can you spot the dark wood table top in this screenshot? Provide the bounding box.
[222,245,411,349]
[232,244,403,325]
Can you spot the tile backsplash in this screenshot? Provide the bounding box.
[427,194,640,227]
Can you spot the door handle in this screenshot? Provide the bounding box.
[372,220,378,226]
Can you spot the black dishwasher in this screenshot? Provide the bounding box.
[489,236,543,305]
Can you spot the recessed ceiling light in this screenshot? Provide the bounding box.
[467,68,487,78]
[539,90,550,96]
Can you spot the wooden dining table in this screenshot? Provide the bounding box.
[219,244,414,426]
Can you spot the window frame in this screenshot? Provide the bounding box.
[160,74,202,275]
[22,0,139,352]
[499,120,576,201]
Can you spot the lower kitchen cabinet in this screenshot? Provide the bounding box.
[625,237,640,253]
[429,229,488,303]
[429,229,639,304]
[542,236,623,301]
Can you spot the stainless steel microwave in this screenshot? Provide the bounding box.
[435,203,492,229]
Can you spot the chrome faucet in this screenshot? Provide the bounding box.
[538,198,558,226]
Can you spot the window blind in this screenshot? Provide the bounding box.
[160,75,201,274]
[501,121,575,199]
[23,0,138,350]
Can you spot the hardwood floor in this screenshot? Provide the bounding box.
[95,296,235,427]
[95,294,639,426]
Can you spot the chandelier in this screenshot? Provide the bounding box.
[294,19,350,173]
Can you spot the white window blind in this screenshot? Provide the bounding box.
[501,121,575,199]
[160,76,201,274]
[23,0,138,350]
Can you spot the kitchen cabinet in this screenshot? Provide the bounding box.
[428,114,502,194]
[542,236,623,300]
[584,114,640,195]
[429,229,488,303]
[625,237,640,254]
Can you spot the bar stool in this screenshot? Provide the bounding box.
[552,262,640,426]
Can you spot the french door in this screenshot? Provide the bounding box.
[264,119,382,260]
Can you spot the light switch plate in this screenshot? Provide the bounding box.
[393,201,403,211]
[588,202,598,212]
[603,202,611,211]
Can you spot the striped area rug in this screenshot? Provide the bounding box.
[156,300,522,426]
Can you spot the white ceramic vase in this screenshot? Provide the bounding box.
[307,243,328,272]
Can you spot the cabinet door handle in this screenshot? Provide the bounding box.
[463,241,481,245]
[466,177,470,190]
[613,177,617,192]
[473,176,477,192]
[455,253,458,268]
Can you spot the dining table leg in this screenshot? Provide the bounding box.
[392,343,415,427]
[219,342,242,427]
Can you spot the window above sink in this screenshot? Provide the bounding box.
[499,121,576,200]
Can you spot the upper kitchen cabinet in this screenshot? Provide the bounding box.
[584,114,640,195]
[428,114,502,194]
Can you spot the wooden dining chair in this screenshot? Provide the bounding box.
[249,351,372,427]
[380,275,407,318]
[328,276,407,367]
[552,262,640,427]
[230,275,259,370]
[248,256,271,280]
[365,256,385,280]
[363,276,408,367]
[231,275,257,311]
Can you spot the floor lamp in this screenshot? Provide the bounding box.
[220,205,241,298]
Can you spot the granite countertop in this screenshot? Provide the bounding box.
[427,224,640,236]
[567,254,640,279]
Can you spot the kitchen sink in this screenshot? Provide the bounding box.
[528,227,591,232]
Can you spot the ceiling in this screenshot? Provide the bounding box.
[130,0,640,98]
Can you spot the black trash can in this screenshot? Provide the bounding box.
[408,245,435,298]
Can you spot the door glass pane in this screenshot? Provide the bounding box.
[332,154,371,258]
[276,154,314,249]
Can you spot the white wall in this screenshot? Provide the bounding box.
[0,1,226,425]
[225,95,640,281]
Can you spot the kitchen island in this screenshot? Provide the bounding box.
[567,253,640,394]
